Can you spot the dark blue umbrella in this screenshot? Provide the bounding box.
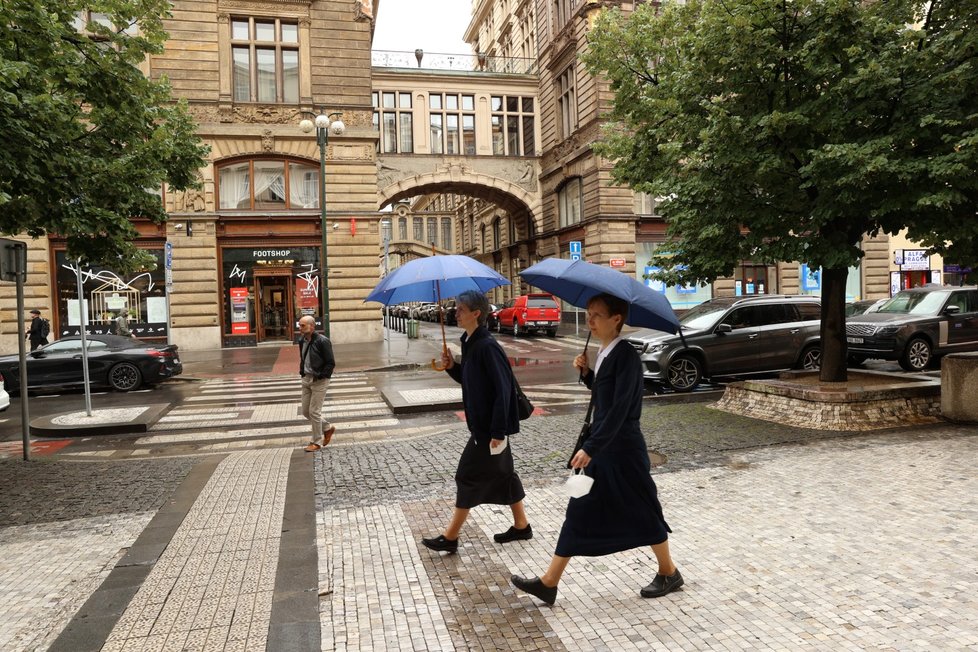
[519,258,680,334]
[365,254,510,306]
[366,254,510,370]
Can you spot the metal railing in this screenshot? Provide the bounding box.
[372,50,538,75]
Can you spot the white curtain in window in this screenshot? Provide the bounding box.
[289,167,319,208]
[219,165,250,209]
[253,163,285,201]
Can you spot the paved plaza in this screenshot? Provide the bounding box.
[2,404,976,650]
[0,337,975,650]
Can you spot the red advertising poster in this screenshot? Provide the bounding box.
[296,276,319,316]
[230,287,250,334]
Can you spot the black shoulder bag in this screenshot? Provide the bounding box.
[567,392,594,469]
[513,373,533,420]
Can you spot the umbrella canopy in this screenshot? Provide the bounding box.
[519,258,680,334]
[365,254,510,306]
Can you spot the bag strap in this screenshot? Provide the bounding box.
[583,391,595,425]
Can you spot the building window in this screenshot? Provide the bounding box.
[427,218,438,246]
[429,93,476,155]
[492,220,501,250]
[554,0,573,30]
[491,96,535,156]
[372,91,413,153]
[398,217,407,240]
[442,218,453,251]
[735,264,777,296]
[556,66,578,139]
[480,225,487,253]
[73,11,139,36]
[558,178,583,227]
[231,17,299,103]
[380,218,392,244]
[633,192,657,216]
[216,158,319,210]
[413,217,424,241]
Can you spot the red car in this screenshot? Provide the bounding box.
[494,293,561,337]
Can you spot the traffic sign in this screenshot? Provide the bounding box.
[609,258,626,268]
[570,253,581,261]
[569,240,582,254]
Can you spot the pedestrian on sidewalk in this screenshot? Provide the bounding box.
[298,315,336,452]
[511,293,683,606]
[421,290,532,554]
[27,309,50,351]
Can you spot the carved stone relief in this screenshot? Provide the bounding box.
[376,156,539,195]
[261,129,274,151]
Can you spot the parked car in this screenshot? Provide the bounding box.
[410,303,434,320]
[0,372,9,412]
[846,285,978,371]
[495,294,561,337]
[845,298,887,317]
[486,304,501,330]
[443,299,458,325]
[0,335,182,393]
[625,295,822,392]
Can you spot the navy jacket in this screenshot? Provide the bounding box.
[299,333,335,379]
[579,341,646,457]
[446,326,519,441]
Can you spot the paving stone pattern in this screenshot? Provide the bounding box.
[102,449,291,652]
[316,429,978,651]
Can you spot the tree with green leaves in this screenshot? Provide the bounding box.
[584,0,978,382]
[0,0,208,271]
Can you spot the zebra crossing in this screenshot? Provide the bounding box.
[131,372,444,453]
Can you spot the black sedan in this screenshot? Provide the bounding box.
[0,335,182,393]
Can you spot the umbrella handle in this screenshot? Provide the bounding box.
[578,332,591,384]
[431,343,449,371]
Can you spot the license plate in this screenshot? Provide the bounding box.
[846,337,864,344]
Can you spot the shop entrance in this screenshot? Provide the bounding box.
[255,271,293,342]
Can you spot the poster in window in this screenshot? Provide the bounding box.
[295,276,318,317]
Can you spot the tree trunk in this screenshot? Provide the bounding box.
[819,267,849,382]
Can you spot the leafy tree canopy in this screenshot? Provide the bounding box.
[584,0,978,284]
[0,0,208,271]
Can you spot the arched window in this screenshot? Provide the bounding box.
[216,158,319,210]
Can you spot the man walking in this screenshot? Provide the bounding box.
[27,309,49,351]
[298,315,336,452]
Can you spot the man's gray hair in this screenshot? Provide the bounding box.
[457,290,490,327]
[299,315,316,326]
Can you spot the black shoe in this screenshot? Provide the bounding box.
[494,524,533,543]
[421,534,458,554]
[511,575,557,606]
[640,569,684,598]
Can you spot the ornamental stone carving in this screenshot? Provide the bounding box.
[261,129,274,151]
[376,155,540,194]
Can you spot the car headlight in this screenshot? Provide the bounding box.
[875,325,901,335]
[645,343,668,354]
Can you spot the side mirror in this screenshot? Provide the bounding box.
[944,305,961,315]
[716,323,733,334]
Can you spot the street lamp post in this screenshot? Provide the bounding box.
[299,110,345,337]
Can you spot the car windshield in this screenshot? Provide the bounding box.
[678,302,731,330]
[877,290,949,315]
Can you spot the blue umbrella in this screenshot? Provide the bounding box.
[519,258,680,334]
[365,254,510,306]
[365,254,510,369]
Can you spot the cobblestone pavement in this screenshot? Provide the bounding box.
[315,417,978,651]
[0,457,198,650]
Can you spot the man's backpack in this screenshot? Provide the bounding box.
[40,318,50,338]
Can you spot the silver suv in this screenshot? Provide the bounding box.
[626,295,822,391]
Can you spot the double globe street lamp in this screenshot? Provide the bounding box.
[299,110,345,337]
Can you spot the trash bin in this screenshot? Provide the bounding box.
[407,319,419,339]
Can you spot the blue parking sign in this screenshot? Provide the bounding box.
[569,240,582,254]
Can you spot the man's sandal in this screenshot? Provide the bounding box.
[304,443,321,452]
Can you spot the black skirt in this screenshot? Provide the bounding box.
[554,449,671,557]
[454,436,526,509]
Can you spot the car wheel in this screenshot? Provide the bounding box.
[900,337,931,372]
[847,354,867,366]
[512,321,520,337]
[546,329,557,338]
[667,355,702,392]
[109,362,142,391]
[797,345,821,370]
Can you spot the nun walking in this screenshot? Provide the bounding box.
[511,292,683,605]
[421,290,532,554]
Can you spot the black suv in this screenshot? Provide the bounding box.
[625,295,822,391]
[845,285,978,371]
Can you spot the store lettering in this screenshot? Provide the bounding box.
[252,249,291,258]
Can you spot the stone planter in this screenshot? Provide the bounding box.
[941,352,978,423]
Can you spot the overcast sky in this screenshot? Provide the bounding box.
[372,1,471,54]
